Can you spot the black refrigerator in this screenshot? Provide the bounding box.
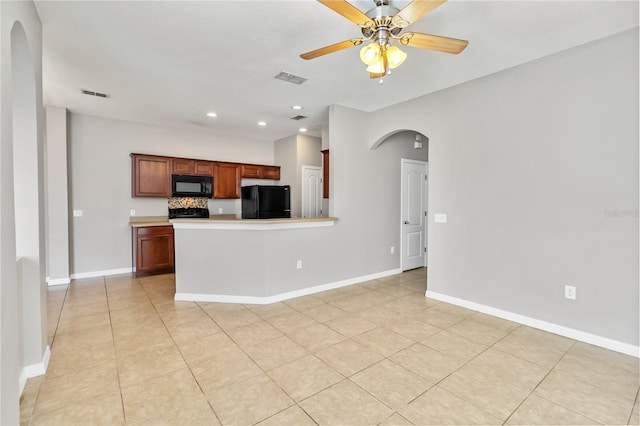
[241,185,291,219]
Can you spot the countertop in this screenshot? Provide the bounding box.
[129,214,236,227]
[129,215,338,227]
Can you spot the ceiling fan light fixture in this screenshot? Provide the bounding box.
[366,55,386,74]
[386,45,407,69]
[359,42,381,66]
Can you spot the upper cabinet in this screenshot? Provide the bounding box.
[172,159,213,176]
[194,161,213,176]
[213,162,241,199]
[131,154,171,198]
[132,153,279,198]
[321,149,329,199]
[172,158,194,175]
[241,164,262,179]
[263,166,281,180]
[240,164,281,180]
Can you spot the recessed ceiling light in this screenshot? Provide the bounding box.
[299,128,308,132]
[206,112,217,118]
[292,105,303,111]
[257,121,267,126]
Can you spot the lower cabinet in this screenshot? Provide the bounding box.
[133,225,174,277]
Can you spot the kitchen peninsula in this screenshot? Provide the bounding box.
[170,216,339,304]
[130,216,340,299]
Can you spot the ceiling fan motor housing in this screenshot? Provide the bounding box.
[363,3,402,44]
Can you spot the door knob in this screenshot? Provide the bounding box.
[404,221,410,224]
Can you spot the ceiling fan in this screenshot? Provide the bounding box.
[300,0,468,79]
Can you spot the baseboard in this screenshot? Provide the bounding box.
[175,268,402,305]
[426,290,640,358]
[19,345,51,396]
[46,277,71,286]
[70,267,134,280]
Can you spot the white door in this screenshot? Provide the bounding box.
[401,159,427,271]
[302,166,322,218]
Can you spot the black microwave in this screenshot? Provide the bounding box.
[171,174,213,198]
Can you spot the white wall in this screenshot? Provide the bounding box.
[44,106,69,284]
[368,28,639,348]
[67,113,275,276]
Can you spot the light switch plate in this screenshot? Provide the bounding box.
[434,213,447,223]
[73,209,83,217]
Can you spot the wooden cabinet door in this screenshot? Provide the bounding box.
[322,150,329,198]
[194,161,213,176]
[263,166,281,180]
[172,158,195,175]
[132,154,171,198]
[241,164,263,179]
[134,226,174,276]
[213,162,241,198]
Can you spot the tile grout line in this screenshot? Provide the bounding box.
[626,386,639,425]
[105,274,132,426]
[27,280,71,422]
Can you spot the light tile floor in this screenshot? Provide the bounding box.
[20,268,640,425]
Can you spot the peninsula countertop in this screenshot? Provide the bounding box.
[130,215,338,229]
[128,214,236,227]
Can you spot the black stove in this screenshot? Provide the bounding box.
[168,207,210,219]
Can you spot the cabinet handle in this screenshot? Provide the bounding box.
[404,221,410,225]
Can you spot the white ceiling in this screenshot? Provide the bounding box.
[34,0,638,142]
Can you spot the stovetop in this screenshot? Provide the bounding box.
[168,207,210,219]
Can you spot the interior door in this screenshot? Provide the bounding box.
[302,166,322,218]
[401,159,427,270]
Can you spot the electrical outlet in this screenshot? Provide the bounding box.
[130,209,136,216]
[218,208,223,214]
[390,246,395,254]
[565,285,576,300]
[296,260,303,269]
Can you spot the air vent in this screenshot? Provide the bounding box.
[290,115,308,121]
[81,89,110,98]
[274,72,307,85]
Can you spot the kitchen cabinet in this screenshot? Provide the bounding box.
[132,153,279,199]
[172,158,194,175]
[321,149,329,198]
[131,154,171,198]
[241,164,263,179]
[173,159,213,176]
[241,164,281,180]
[133,225,174,276]
[194,161,213,176]
[213,162,241,198]
[263,166,281,180]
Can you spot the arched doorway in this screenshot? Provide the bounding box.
[371,130,429,272]
[11,17,48,374]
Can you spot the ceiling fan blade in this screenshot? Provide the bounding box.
[370,72,385,79]
[392,0,447,28]
[300,39,364,60]
[318,0,374,28]
[398,32,468,54]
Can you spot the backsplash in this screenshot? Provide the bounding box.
[168,197,208,209]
